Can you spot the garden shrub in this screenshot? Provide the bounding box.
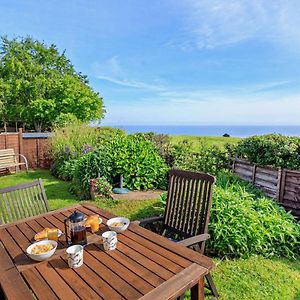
[172,140,230,175]
[72,134,169,198]
[94,177,112,198]
[49,123,125,180]
[233,134,300,170]
[136,132,175,166]
[158,171,300,259]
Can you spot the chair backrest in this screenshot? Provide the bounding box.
[0,179,49,224]
[0,149,17,167]
[163,169,216,238]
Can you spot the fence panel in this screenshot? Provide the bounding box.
[0,131,51,169]
[233,159,280,199]
[233,158,300,218]
[280,169,300,218]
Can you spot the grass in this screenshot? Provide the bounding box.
[170,135,241,151]
[0,170,299,300]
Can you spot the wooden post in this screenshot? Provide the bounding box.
[276,168,282,201]
[232,155,237,173]
[279,169,287,204]
[252,165,257,184]
[18,128,23,163]
[36,138,39,168]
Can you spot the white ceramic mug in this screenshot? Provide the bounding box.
[102,231,117,251]
[66,245,84,268]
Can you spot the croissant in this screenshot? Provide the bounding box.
[34,228,59,240]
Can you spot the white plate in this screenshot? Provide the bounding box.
[107,217,130,233]
[26,240,57,261]
[84,217,103,228]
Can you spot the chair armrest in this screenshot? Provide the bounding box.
[135,216,164,226]
[177,233,210,247]
[18,154,28,171]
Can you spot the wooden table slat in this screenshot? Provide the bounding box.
[36,263,80,300]
[107,249,164,287]
[0,241,33,299]
[0,228,30,266]
[86,244,154,295]
[140,264,206,300]
[48,257,107,300]
[22,267,59,300]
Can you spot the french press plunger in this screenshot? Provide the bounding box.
[64,210,87,246]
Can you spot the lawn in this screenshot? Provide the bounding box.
[170,135,241,151]
[0,170,299,300]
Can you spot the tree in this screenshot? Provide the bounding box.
[0,36,105,131]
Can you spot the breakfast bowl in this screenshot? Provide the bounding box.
[26,240,57,261]
[107,217,130,233]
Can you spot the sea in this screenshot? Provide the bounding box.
[110,125,300,138]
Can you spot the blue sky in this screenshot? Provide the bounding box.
[1,0,300,125]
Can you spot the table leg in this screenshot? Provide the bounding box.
[191,277,204,300]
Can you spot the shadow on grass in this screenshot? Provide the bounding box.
[129,200,164,220]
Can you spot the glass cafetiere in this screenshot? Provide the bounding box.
[64,210,87,246]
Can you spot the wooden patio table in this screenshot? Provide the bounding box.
[0,204,214,300]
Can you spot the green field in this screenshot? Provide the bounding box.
[170,135,241,150]
[0,170,299,299]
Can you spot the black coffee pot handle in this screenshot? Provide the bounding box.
[64,217,70,245]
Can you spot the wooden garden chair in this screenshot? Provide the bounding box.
[137,169,219,299]
[0,179,49,225]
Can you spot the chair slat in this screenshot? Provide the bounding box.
[0,179,49,224]
[193,181,206,235]
[26,187,39,217]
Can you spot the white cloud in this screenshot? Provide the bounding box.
[173,0,300,50]
[93,56,164,91]
[97,75,164,91]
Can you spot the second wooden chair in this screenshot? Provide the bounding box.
[0,179,49,225]
[138,168,219,299]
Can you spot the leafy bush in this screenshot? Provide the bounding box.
[50,123,125,157]
[136,132,175,166]
[72,135,169,198]
[158,172,300,259]
[95,177,112,198]
[233,134,300,170]
[172,140,230,175]
[49,123,125,180]
[209,175,300,259]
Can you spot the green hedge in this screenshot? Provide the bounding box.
[233,134,300,170]
[171,140,230,175]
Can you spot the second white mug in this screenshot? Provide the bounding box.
[66,245,84,268]
[102,231,117,251]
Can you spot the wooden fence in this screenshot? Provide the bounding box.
[0,130,51,169]
[232,158,300,218]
